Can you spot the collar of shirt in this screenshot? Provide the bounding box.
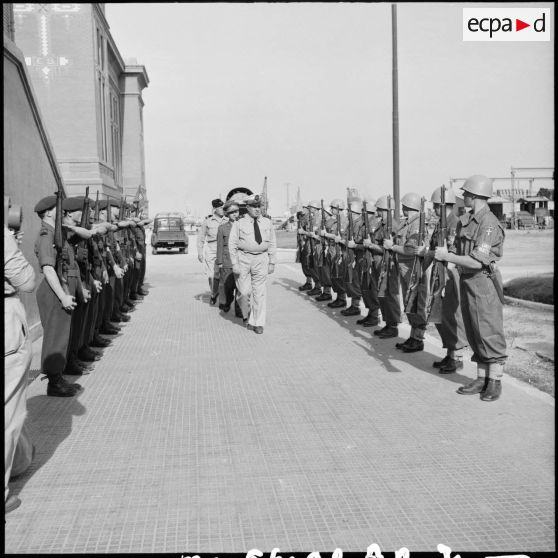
[469,205,490,223]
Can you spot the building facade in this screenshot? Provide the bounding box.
[12,3,150,214]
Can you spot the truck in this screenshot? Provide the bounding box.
[151,212,188,254]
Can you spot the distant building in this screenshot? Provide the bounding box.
[12,3,150,214]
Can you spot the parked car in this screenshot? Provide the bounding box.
[151,212,188,254]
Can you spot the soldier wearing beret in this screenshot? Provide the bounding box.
[197,198,227,305]
[33,195,82,397]
[229,194,277,334]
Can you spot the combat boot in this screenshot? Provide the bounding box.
[307,287,322,296]
[438,358,464,374]
[376,326,398,338]
[401,338,424,353]
[47,375,81,397]
[298,281,313,292]
[457,377,489,395]
[138,287,149,296]
[77,347,101,362]
[433,355,451,369]
[316,292,332,301]
[341,306,360,316]
[395,337,413,350]
[480,379,502,401]
[328,298,346,308]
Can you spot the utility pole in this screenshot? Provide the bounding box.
[392,3,401,220]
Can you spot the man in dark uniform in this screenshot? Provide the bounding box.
[434,175,507,401]
[353,196,382,327]
[414,186,468,373]
[315,202,334,302]
[342,198,364,317]
[216,201,242,315]
[383,192,429,352]
[296,207,314,292]
[34,195,82,397]
[366,194,401,338]
[323,199,348,308]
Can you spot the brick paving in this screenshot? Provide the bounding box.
[5,250,555,553]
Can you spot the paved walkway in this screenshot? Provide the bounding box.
[6,250,554,553]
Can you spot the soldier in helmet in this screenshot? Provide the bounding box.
[434,175,507,401]
[342,197,364,317]
[296,206,314,292]
[315,201,334,302]
[353,196,382,327]
[414,186,468,373]
[383,192,429,352]
[323,199,348,308]
[365,195,401,337]
[299,200,323,297]
[197,199,227,305]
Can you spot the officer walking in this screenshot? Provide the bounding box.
[216,200,242,316]
[434,175,507,401]
[197,199,227,305]
[229,194,277,334]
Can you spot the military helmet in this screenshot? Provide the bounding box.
[348,198,362,213]
[431,186,457,204]
[401,192,421,211]
[329,198,345,210]
[362,195,377,213]
[461,174,493,198]
[308,199,321,209]
[375,195,395,211]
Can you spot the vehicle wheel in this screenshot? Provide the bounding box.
[179,248,185,254]
[152,247,157,255]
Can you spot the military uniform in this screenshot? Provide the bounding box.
[452,206,507,365]
[327,211,348,307]
[395,213,428,343]
[428,211,467,371]
[197,212,227,301]
[296,212,313,290]
[305,209,322,296]
[341,211,363,314]
[229,201,277,330]
[216,219,241,314]
[5,227,35,504]
[373,216,401,335]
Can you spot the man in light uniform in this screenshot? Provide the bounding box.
[197,199,226,305]
[229,194,277,334]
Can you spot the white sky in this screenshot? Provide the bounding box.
[105,2,554,218]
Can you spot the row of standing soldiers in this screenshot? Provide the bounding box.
[33,192,151,397]
[296,175,507,402]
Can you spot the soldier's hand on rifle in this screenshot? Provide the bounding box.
[383,238,394,250]
[102,269,109,284]
[93,279,102,293]
[413,245,426,257]
[113,264,124,279]
[61,294,77,311]
[363,238,373,248]
[336,236,345,245]
[82,287,91,302]
[320,229,327,237]
[434,246,449,261]
[268,263,275,274]
[348,240,356,249]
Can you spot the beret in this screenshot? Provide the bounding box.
[34,195,58,213]
[244,194,262,207]
[212,198,224,208]
[62,196,85,212]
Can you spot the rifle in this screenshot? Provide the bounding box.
[360,201,374,291]
[378,195,395,297]
[404,197,427,313]
[426,185,448,323]
[307,208,315,271]
[344,189,355,283]
[93,190,100,223]
[77,187,92,289]
[54,186,70,294]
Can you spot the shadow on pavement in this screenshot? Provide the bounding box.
[274,276,471,387]
[8,394,86,498]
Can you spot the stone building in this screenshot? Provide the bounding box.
[12,3,149,213]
